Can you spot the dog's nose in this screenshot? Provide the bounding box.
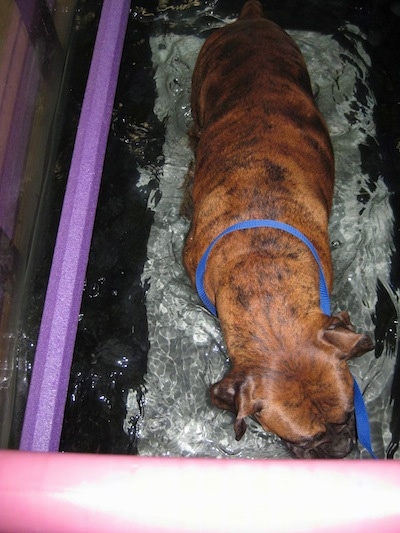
[286,413,356,459]
[309,433,355,459]
[286,434,355,459]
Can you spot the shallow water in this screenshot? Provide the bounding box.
[125,5,399,459]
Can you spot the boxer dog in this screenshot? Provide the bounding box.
[182,0,374,458]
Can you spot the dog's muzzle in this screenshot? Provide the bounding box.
[285,412,357,459]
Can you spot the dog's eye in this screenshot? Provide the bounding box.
[344,410,354,423]
[336,410,354,427]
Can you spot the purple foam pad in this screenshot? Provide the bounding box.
[20,0,131,452]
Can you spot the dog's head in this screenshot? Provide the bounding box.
[210,311,374,458]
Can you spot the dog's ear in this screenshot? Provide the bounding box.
[323,311,374,360]
[210,371,260,441]
[209,375,237,412]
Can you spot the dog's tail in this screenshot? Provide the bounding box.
[239,0,264,19]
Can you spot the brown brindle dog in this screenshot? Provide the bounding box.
[182,0,374,458]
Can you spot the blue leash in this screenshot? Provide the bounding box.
[195,219,376,458]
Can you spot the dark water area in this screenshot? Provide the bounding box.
[11,0,400,456]
[350,1,400,457]
[59,3,164,453]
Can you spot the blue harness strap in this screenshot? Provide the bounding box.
[196,219,330,316]
[353,379,377,458]
[195,218,377,458]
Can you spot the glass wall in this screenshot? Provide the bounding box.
[0,0,78,447]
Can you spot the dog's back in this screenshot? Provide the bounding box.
[185,0,335,286]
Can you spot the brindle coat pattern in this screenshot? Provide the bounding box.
[182,0,374,458]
